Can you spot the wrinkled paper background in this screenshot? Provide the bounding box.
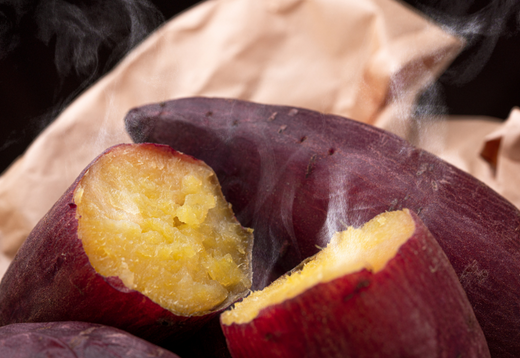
[0,0,518,277]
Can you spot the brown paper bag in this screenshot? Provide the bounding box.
[0,0,463,277]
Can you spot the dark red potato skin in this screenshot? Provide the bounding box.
[125,97,520,358]
[0,144,222,347]
[0,321,181,358]
[221,212,490,358]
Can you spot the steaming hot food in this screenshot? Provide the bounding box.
[74,144,253,315]
[125,97,520,357]
[0,143,254,344]
[220,209,490,358]
[222,210,414,325]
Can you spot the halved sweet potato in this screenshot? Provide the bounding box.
[125,97,520,357]
[221,210,490,358]
[0,321,181,357]
[0,143,254,346]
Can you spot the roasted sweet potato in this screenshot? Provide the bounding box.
[0,143,254,347]
[221,210,490,358]
[0,321,180,357]
[125,97,520,358]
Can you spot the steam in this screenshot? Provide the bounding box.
[0,0,164,140]
[319,164,351,248]
[35,0,163,80]
[402,1,520,150]
[412,1,520,82]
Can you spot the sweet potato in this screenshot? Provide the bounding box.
[221,210,490,358]
[125,97,520,358]
[0,321,180,357]
[0,143,254,347]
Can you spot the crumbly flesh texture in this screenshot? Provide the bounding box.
[221,209,414,325]
[74,145,253,316]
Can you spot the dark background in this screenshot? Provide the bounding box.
[1,0,519,174]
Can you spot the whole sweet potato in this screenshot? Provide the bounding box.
[125,97,520,358]
[0,321,180,357]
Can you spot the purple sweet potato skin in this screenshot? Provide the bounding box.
[0,321,180,358]
[0,144,216,346]
[125,97,520,358]
[222,212,490,358]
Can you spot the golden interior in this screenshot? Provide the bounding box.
[74,144,253,316]
[221,209,415,325]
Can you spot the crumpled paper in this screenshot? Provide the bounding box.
[0,0,464,276]
[480,108,520,206]
[414,107,520,210]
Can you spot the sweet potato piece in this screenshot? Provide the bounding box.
[0,143,254,346]
[125,97,520,358]
[220,210,489,358]
[0,321,181,358]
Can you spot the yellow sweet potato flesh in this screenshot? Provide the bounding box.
[221,209,414,325]
[73,145,252,316]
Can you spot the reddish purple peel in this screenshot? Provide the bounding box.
[221,212,490,358]
[0,321,181,358]
[125,97,520,358]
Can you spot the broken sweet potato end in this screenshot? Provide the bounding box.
[74,144,253,316]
